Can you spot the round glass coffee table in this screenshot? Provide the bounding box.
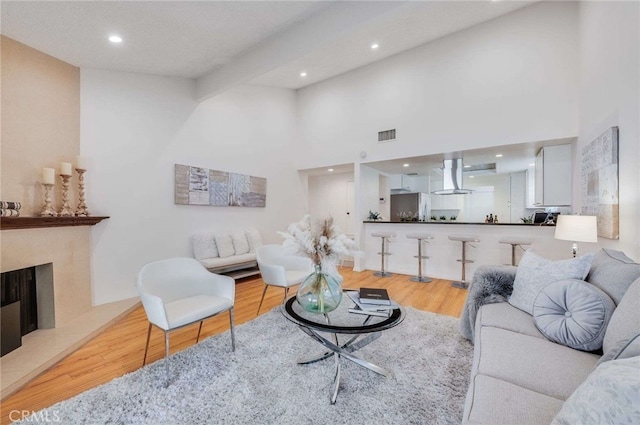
[281,294,405,404]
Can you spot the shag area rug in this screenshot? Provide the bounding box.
[19,306,473,425]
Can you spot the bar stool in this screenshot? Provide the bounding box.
[371,232,395,277]
[406,233,434,283]
[448,235,480,289]
[499,238,531,266]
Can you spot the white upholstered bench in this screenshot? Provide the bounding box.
[192,228,263,279]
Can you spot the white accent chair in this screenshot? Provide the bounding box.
[137,257,236,385]
[255,244,313,315]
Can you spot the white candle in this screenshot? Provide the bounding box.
[42,168,55,185]
[76,156,88,170]
[60,162,72,176]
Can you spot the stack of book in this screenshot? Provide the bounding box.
[346,288,398,317]
[0,201,21,217]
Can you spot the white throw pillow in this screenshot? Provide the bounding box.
[192,232,218,260]
[509,250,594,315]
[215,233,235,258]
[246,228,262,253]
[231,231,249,255]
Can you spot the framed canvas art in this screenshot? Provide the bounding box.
[581,126,619,239]
[175,164,266,207]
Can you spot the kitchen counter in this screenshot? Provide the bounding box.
[359,221,582,281]
[363,221,554,226]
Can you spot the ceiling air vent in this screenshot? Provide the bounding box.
[378,129,396,142]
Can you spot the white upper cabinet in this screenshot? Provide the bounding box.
[389,174,413,191]
[533,144,572,206]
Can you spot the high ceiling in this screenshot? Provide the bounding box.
[1,1,535,98]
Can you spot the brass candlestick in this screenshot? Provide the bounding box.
[75,168,90,217]
[40,183,57,217]
[58,174,74,217]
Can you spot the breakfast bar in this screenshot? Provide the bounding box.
[360,221,586,282]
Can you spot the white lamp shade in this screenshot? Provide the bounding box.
[554,215,598,243]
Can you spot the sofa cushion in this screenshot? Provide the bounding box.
[586,248,640,305]
[463,374,564,425]
[551,356,640,425]
[192,232,218,260]
[246,228,263,253]
[231,231,250,255]
[603,276,640,355]
[215,233,235,258]
[533,279,615,351]
[477,302,545,340]
[509,250,593,315]
[475,326,600,400]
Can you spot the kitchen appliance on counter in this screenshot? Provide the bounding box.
[390,192,429,222]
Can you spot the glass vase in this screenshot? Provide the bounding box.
[296,264,343,314]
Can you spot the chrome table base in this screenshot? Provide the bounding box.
[296,315,391,404]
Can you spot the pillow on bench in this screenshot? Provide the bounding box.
[193,232,219,260]
[231,231,250,255]
[215,233,235,258]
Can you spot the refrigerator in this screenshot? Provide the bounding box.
[390,193,429,222]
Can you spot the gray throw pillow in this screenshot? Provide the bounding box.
[509,250,594,315]
[586,248,640,305]
[602,277,640,356]
[597,333,640,366]
[551,357,640,425]
[533,279,615,351]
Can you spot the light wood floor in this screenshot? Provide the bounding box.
[0,269,467,425]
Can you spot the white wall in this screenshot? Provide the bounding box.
[308,171,354,235]
[578,1,640,260]
[296,1,579,169]
[81,69,305,304]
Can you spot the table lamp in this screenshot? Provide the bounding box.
[554,215,598,257]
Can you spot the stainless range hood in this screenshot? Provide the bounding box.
[432,159,473,195]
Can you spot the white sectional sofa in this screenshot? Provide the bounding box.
[460,249,640,424]
[192,228,263,278]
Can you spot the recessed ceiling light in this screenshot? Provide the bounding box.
[529,163,535,167]
[300,72,307,77]
[495,154,503,158]
[108,35,123,44]
[469,175,475,178]
[328,168,334,172]
[463,165,471,168]
[371,43,379,50]
[403,163,409,167]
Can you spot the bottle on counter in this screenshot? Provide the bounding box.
[489,213,494,223]
[494,215,499,224]
[485,215,489,223]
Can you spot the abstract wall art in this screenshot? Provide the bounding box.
[175,164,266,207]
[581,126,619,239]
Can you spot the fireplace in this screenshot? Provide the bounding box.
[1,263,54,356]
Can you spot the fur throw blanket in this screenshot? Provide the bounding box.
[459,265,517,342]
